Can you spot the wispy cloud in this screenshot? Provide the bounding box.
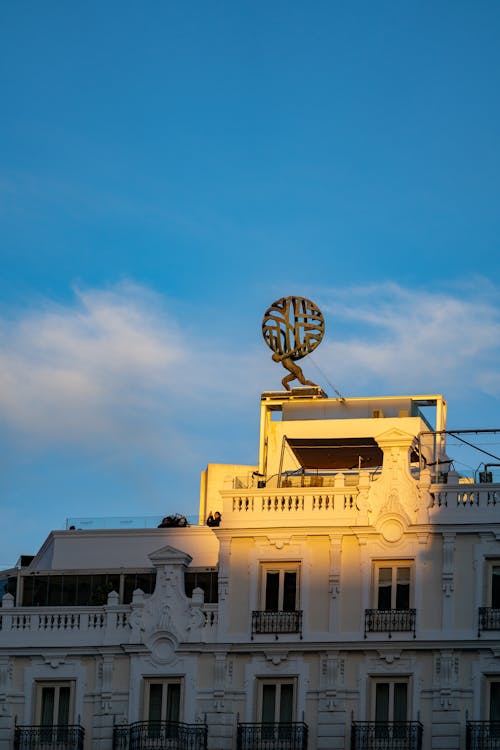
[317,280,500,398]
[0,280,499,459]
[0,283,266,463]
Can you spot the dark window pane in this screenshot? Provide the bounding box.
[262,684,276,723]
[48,576,63,606]
[491,682,500,721]
[41,687,55,725]
[184,572,196,599]
[394,683,407,722]
[283,572,297,611]
[166,683,180,722]
[280,684,294,723]
[375,683,389,722]
[136,572,155,595]
[148,684,163,722]
[265,572,280,610]
[91,575,109,605]
[33,577,49,606]
[396,568,410,609]
[61,576,78,607]
[58,686,70,724]
[492,567,500,608]
[22,577,34,606]
[76,576,91,606]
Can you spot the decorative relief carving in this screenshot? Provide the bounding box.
[265,650,289,666]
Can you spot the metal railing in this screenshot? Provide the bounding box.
[364,609,416,638]
[478,608,500,636]
[466,721,500,749]
[351,721,423,750]
[251,610,303,639]
[14,724,84,750]
[113,720,207,750]
[237,722,308,749]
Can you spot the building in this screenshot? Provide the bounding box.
[1,385,500,750]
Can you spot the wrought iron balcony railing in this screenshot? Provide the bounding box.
[478,607,500,636]
[237,722,308,750]
[251,610,303,639]
[14,724,85,750]
[466,720,500,749]
[113,720,207,750]
[351,721,423,750]
[364,609,416,638]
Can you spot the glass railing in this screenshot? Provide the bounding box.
[65,514,199,530]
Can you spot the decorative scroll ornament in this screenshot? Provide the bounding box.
[262,296,325,391]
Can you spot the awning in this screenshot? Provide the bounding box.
[285,437,383,470]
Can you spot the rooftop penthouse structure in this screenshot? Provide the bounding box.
[1,297,500,750]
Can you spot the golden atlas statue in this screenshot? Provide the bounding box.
[262,296,325,391]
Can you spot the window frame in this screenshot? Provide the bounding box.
[260,562,300,612]
[370,677,410,723]
[142,678,183,723]
[372,561,413,610]
[34,681,75,726]
[485,561,500,609]
[256,678,297,724]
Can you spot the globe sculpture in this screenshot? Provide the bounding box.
[262,296,325,391]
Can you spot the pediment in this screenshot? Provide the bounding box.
[375,427,416,447]
[148,545,192,566]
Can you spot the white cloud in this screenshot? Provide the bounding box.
[317,280,500,398]
[0,279,499,458]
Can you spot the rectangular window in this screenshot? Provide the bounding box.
[261,564,299,612]
[491,565,500,608]
[258,679,296,741]
[371,679,409,741]
[375,563,411,610]
[34,681,74,746]
[374,681,408,722]
[184,570,218,604]
[144,679,182,722]
[490,682,500,721]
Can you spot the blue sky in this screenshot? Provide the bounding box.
[1,2,500,567]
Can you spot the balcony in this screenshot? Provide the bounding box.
[113,720,207,750]
[251,610,303,639]
[364,609,416,638]
[466,721,500,749]
[14,724,84,750]
[351,721,423,750]
[478,608,500,636]
[237,722,308,750]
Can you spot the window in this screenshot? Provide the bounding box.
[375,563,411,610]
[21,571,156,606]
[259,680,296,741]
[491,682,500,721]
[372,679,409,742]
[144,679,182,722]
[489,564,500,608]
[261,563,299,611]
[373,680,408,722]
[34,681,75,743]
[260,681,294,723]
[184,569,218,603]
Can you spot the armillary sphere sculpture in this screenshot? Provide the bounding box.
[262,296,325,391]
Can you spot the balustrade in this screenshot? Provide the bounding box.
[113,720,207,750]
[364,609,416,638]
[14,724,84,750]
[351,721,422,750]
[237,722,308,750]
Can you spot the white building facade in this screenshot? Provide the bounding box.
[1,387,500,750]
